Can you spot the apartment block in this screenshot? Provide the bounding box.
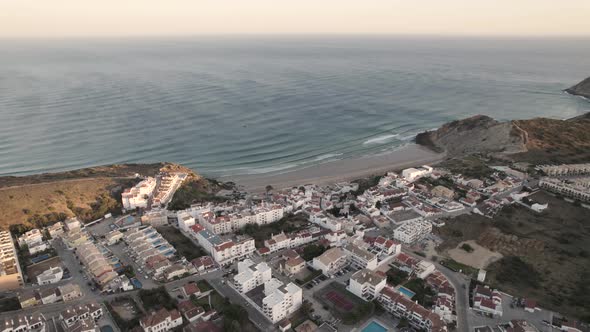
[312,247,347,276]
[262,279,303,323]
[343,243,378,270]
[0,313,46,332]
[348,269,386,301]
[0,231,24,291]
[233,259,272,293]
[378,287,447,332]
[393,219,433,244]
[140,308,183,332]
[122,177,157,210]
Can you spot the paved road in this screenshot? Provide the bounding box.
[403,250,471,332]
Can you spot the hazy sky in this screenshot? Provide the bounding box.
[2,0,590,38]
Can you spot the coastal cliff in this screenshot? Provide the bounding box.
[416,112,590,163]
[0,162,219,230]
[415,115,527,157]
[565,76,590,99]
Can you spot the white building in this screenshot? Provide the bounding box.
[393,219,433,244]
[378,287,447,332]
[0,231,24,291]
[0,313,46,332]
[539,177,590,202]
[188,224,256,266]
[373,236,402,256]
[348,269,386,301]
[343,243,378,271]
[141,209,169,227]
[140,308,183,332]
[312,247,348,276]
[415,261,436,279]
[402,166,433,182]
[28,241,49,255]
[262,279,303,323]
[122,177,157,210]
[234,259,272,293]
[177,211,196,232]
[18,229,44,248]
[37,266,64,285]
[60,302,103,328]
[198,204,285,234]
[472,285,503,317]
[309,212,342,232]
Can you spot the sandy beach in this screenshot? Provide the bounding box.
[220,144,445,193]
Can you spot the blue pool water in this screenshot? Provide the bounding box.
[398,286,416,299]
[130,278,142,289]
[30,254,50,264]
[362,321,388,332]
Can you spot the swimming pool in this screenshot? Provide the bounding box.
[398,286,416,299]
[362,321,388,332]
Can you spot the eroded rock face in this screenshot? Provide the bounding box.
[415,115,527,157]
[565,76,590,99]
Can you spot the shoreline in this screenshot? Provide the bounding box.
[219,144,445,193]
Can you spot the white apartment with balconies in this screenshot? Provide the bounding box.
[312,247,348,276]
[233,259,272,293]
[348,269,386,301]
[343,243,378,270]
[122,177,157,210]
[262,279,303,323]
[0,231,24,291]
[393,219,433,244]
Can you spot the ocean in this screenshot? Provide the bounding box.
[1,36,589,177]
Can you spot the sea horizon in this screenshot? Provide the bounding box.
[1,36,589,177]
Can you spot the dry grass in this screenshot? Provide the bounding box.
[0,177,117,230]
[511,113,590,163]
[447,240,503,269]
[0,162,197,230]
[436,191,590,321]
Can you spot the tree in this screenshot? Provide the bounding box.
[375,201,382,209]
[265,185,274,196]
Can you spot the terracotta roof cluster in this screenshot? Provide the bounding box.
[379,287,446,332]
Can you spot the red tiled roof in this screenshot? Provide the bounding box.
[283,250,299,259]
[214,241,234,251]
[182,282,200,296]
[258,247,270,254]
[524,299,536,309]
[480,298,496,310]
[189,224,204,233]
[474,285,493,298]
[191,256,214,268]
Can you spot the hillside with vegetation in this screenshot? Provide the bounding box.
[0,162,204,230]
[435,191,590,321]
[416,112,590,164]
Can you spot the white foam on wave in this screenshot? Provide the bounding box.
[398,132,420,141]
[314,153,343,161]
[363,134,399,145]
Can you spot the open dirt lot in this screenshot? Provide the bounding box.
[447,240,502,269]
[111,297,141,321]
[436,190,590,321]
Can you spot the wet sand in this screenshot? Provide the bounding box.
[220,144,445,193]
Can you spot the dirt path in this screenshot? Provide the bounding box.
[447,240,503,269]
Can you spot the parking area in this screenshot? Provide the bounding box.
[467,293,558,331]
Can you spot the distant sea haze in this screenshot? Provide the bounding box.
[0,36,589,177]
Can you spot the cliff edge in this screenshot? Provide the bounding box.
[415,115,527,157]
[416,112,590,164]
[565,76,590,99]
